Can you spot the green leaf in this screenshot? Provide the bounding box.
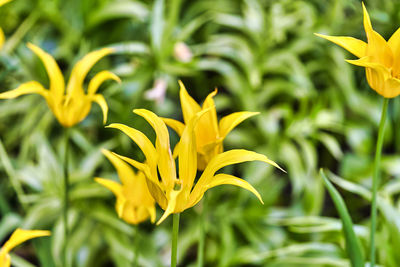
[320,169,365,267]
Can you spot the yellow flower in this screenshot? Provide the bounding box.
[0,0,13,50]
[0,43,120,127]
[162,81,259,170]
[95,149,156,225]
[316,3,400,98]
[107,109,283,225]
[0,228,50,267]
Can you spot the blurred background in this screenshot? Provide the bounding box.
[1,0,400,266]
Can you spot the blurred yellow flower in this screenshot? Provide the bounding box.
[316,3,400,98]
[108,109,282,225]
[0,228,50,267]
[0,0,13,50]
[162,81,259,170]
[0,43,120,127]
[95,149,156,225]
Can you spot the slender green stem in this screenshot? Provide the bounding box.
[133,225,139,267]
[171,213,180,267]
[3,10,40,54]
[62,128,70,267]
[370,97,389,266]
[197,196,207,267]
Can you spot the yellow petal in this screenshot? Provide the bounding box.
[91,94,108,124]
[95,177,125,216]
[27,43,65,99]
[106,123,158,168]
[178,114,198,192]
[2,228,50,253]
[179,80,201,123]
[88,70,120,95]
[101,149,135,186]
[0,28,4,50]
[389,27,400,77]
[0,0,13,7]
[196,89,219,145]
[145,178,169,210]
[0,249,11,267]
[362,3,393,67]
[190,149,283,206]
[219,111,259,138]
[147,206,157,223]
[346,57,390,78]
[205,173,263,204]
[110,152,153,179]
[162,118,185,136]
[314,33,367,58]
[66,47,114,96]
[133,109,176,189]
[95,177,123,198]
[0,81,48,99]
[156,189,181,225]
[381,77,400,98]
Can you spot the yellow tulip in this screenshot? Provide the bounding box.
[162,81,259,170]
[107,109,283,225]
[0,0,13,50]
[95,149,156,225]
[0,228,50,267]
[315,3,400,98]
[0,43,120,127]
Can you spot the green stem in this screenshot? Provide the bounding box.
[171,213,180,267]
[62,128,70,267]
[3,10,40,54]
[197,197,207,267]
[370,97,389,266]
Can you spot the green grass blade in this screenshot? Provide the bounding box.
[320,169,365,267]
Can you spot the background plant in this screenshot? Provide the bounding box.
[1,0,400,266]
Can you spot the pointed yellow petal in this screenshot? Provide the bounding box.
[147,206,157,223]
[88,70,120,95]
[193,89,219,149]
[362,3,393,67]
[66,47,114,96]
[101,149,135,186]
[346,57,390,77]
[27,43,65,99]
[109,152,153,179]
[95,177,123,198]
[314,33,367,58]
[95,177,126,217]
[3,228,50,253]
[179,108,212,191]
[219,111,259,138]
[206,173,263,204]
[389,27,400,77]
[0,0,13,7]
[91,94,108,124]
[178,114,198,192]
[107,123,158,166]
[0,81,47,99]
[156,189,181,225]
[179,80,201,123]
[162,118,185,136]
[190,149,283,205]
[133,109,176,189]
[0,28,4,50]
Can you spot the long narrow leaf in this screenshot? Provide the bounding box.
[320,169,365,267]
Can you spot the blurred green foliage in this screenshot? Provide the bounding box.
[1,0,400,266]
